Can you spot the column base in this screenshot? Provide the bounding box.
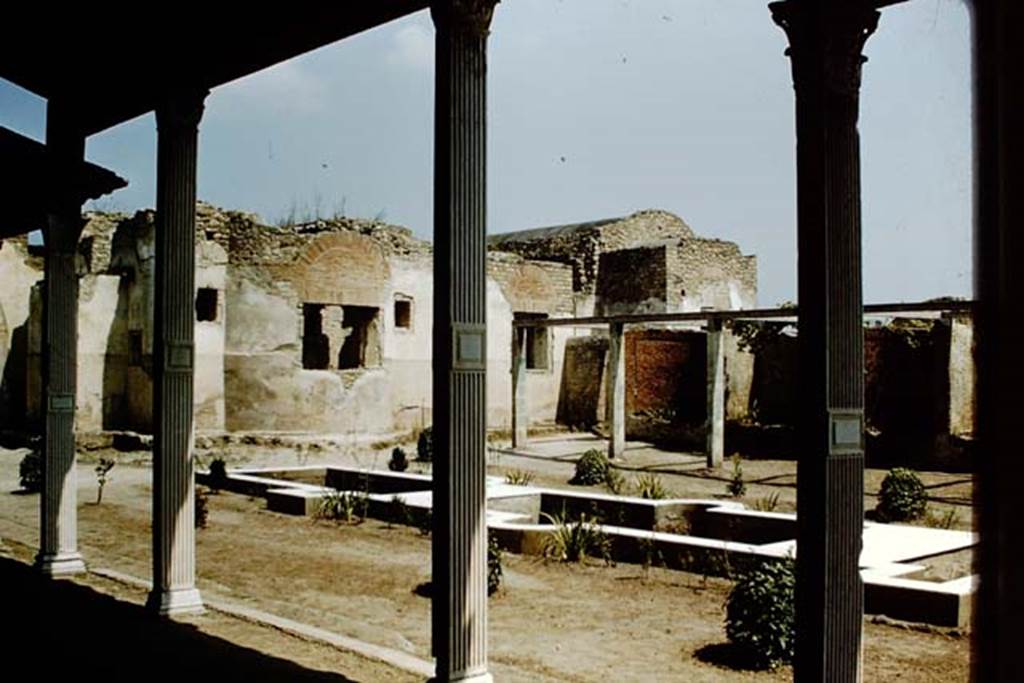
[147,587,205,617]
[35,551,86,577]
[431,672,493,683]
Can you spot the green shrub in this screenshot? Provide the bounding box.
[488,534,503,596]
[318,490,367,524]
[727,454,746,498]
[388,447,409,472]
[388,494,412,527]
[635,473,669,500]
[876,467,927,522]
[570,449,608,486]
[604,467,627,495]
[19,450,42,493]
[504,468,534,486]
[542,509,611,563]
[416,427,433,462]
[725,557,796,670]
[195,486,209,529]
[209,457,228,491]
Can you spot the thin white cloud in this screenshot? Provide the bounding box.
[387,24,434,71]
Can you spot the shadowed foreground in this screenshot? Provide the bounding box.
[0,555,360,682]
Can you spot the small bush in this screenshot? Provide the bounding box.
[318,490,367,524]
[727,454,746,498]
[94,458,115,504]
[488,534,503,596]
[417,509,433,537]
[19,450,42,493]
[725,557,796,670]
[209,457,228,491]
[195,486,209,529]
[604,467,627,495]
[416,427,433,462]
[389,447,409,472]
[504,468,534,486]
[542,509,611,563]
[751,492,781,512]
[635,473,669,500]
[876,467,927,522]
[570,449,608,486]
[388,495,412,527]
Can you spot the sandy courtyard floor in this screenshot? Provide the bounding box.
[0,440,972,681]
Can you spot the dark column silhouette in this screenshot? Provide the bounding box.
[430,1,499,680]
[36,102,88,576]
[148,88,207,616]
[972,1,1024,680]
[771,2,880,680]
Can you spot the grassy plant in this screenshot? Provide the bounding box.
[751,491,781,512]
[727,454,746,498]
[541,509,611,564]
[318,490,367,524]
[504,468,534,486]
[19,450,42,493]
[726,557,796,670]
[923,506,960,529]
[570,448,608,486]
[876,467,928,522]
[488,534,503,596]
[195,486,209,529]
[94,458,115,504]
[635,473,669,500]
[388,447,409,472]
[604,467,627,495]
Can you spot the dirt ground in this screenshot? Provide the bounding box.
[0,438,972,682]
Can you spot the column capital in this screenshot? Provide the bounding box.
[156,87,208,134]
[770,1,880,96]
[431,0,500,38]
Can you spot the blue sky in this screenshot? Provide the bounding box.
[0,0,971,307]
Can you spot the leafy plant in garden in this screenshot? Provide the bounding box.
[725,556,796,670]
[876,467,928,522]
[19,450,42,493]
[570,449,608,486]
[208,457,228,491]
[94,458,115,504]
[542,509,611,564]
[727,454,747,498]
[488,534,503,596]
[388,447,409,472]
[416,427,433,462]
[635,473,669,500]
[504,468,534,486]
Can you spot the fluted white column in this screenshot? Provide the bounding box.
[605,322,625,459]
[511,325,528,448]
[147,88,207,616]
[36,105,87,577]
[705,317,725,468]
[430,1,498,680]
